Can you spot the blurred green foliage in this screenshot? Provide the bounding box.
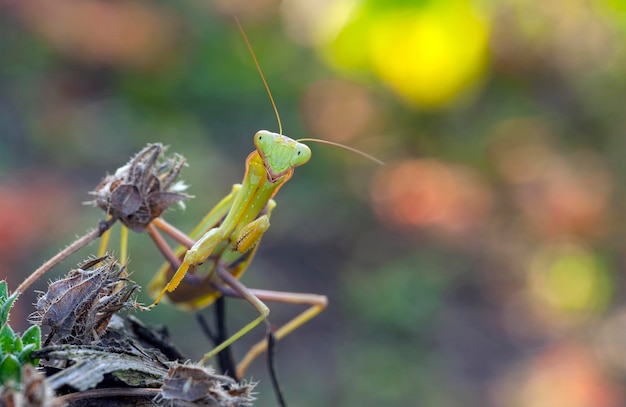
[0,282,41,387]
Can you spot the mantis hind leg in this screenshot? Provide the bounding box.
[213,285,327,379]
[199,265,270,364]
[235,290,327,378]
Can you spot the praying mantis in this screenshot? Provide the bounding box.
[145,131,329,378]
[94,18,381,379]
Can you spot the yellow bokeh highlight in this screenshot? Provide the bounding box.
[318,0,491,108]
[528,241,611,314]
[368,2,490,107]
[319,3,373,72]
[603,0,626,12]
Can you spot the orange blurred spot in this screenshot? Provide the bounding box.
[370,159,492,237]
[15,0,180,69]
[596,307,626,373]
[524,157,611,237]
[0,173,74,261]
[301,78,380,143]
[491,343,622,407]
[0,172,76,319]
[491,121,612,238]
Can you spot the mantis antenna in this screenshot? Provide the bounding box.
[297,138,385,165]
[235,16,283,136]
[235,16,384,166]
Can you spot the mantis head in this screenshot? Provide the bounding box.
[254,130,311,182]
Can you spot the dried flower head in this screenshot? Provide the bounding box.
[158,363,256,407]
[91,143,190,232]
[32,255,138,345]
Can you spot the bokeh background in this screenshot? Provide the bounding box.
[3,0,626,405]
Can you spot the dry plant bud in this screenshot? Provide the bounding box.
[0,364,61,407]
[32,255,138,345]
[158,363,255,407]
[91,143,190,232]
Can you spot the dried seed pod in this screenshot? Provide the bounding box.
[32,256,138,345]
[91,143,191,232]
[158,363,256,407]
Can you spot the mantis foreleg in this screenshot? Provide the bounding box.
[149,227,221,308]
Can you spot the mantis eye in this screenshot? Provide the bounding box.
[254,130,270,151]
[254,130,278,156]
[292,143,311,167]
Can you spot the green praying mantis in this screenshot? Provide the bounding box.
[96,18,382,379]
[145,131,330,378]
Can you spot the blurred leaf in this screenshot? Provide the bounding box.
[21,325,41,366]
[13,336,22,353]
[18,343,37,365]
[0,282,7,299]
[0,291,18,330]
[0,325,17,355]
[0,354,21,385]
[21,325,41,349]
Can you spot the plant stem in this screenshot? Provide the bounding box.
[16,220,114,295]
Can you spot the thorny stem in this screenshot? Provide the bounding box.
[57,387,161,403]
[15,219,115,295]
